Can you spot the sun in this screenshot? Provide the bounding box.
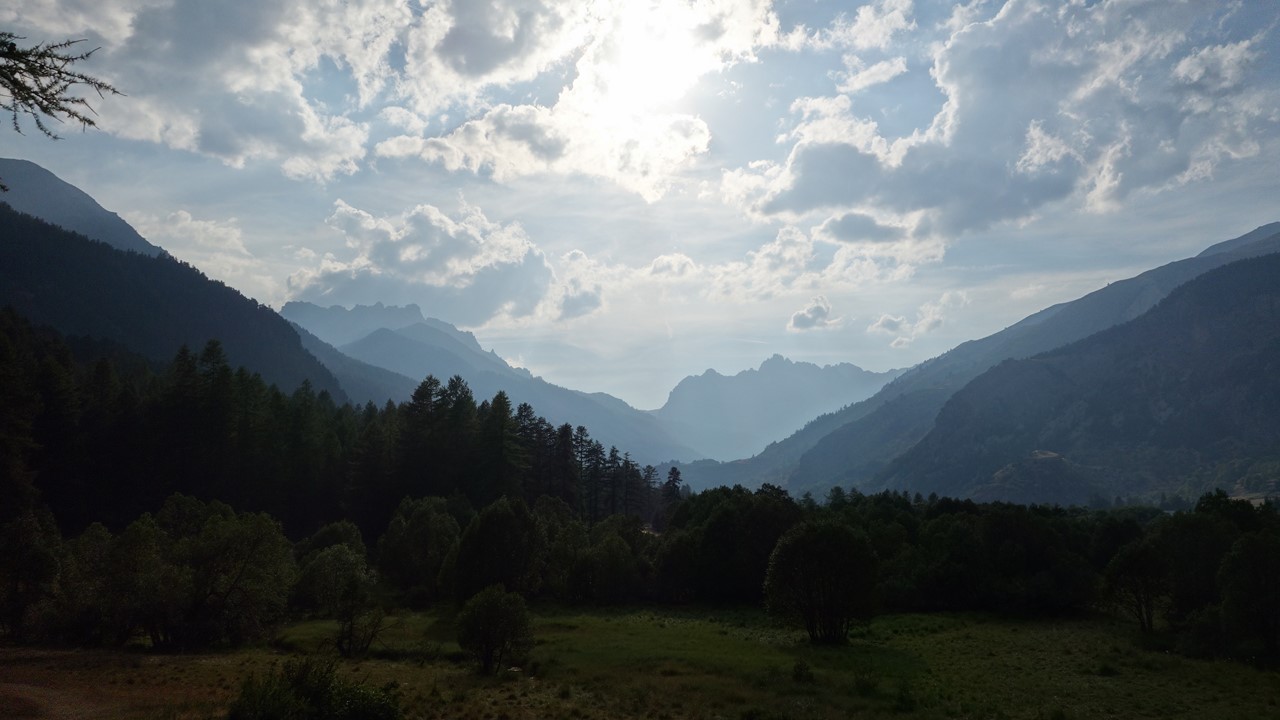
[573,1,720,122]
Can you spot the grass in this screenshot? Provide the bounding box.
[2,609,1277,719]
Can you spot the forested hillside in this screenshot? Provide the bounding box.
[0,203,346,401]
[876,253,1280,504]
[0,308,661,536]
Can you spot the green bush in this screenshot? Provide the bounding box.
[456,585,533,675]
[226,658,400,720]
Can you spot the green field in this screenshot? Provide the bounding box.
[2,609,1277,719]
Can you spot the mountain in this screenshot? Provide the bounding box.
[0,158,162,256]
[291,323,418,406]
[279,301,434,347]
[875,252,1280,504]
[649,354,903,461]
[785,223,1280,496]
[0,202,347,401]
[286,304,702,464]
[673,223,1280,494]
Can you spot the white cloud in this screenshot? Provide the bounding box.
[381,103,711,202]
[837,56,909,94]
[811,0,917,51]
[291,199,554,326]
[788,295,841,331]
[867,290,968,348]
[124,210,282,303]
[726,0,1280,248]
[380,0,786,201]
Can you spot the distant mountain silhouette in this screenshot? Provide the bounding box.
[290,322,418,406]
[0,158,162,256]
[674,223,1280,494]
[280,301,434,347]
[0,202,346,401]
[649,354,903,461]
[286,303,701,464]
[875,252,1280,504]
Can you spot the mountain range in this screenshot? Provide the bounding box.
[648,355,903,461]
[4,158,1277,505]
[676,222,1280,500]
[876,252,1280,505]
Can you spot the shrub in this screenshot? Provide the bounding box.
[226,657,401,720]
[456,585,533,675]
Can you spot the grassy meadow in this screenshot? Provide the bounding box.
[2,608,1277,720]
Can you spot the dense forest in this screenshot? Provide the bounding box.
[2,307,1278,667]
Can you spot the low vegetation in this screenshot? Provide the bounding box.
[3,607,1279,719]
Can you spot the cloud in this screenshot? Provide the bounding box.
[814,212,905,243]
[810,0,917,52]
[380,103,712,201]
[124,210,281,303]
[5,0,410,180]
[727,0,1278,245]
[558,277,603,320]
[378,0,787,201]
[290,199,553,326]
[788,295,841,331]
[867,290,968,348]
[837,56,909,94]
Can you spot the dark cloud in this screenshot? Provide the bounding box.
[816,212,903,242]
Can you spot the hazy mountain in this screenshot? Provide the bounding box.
[286,305,702,464]
[784,223,1280,497]
[875,252,1280,504]
[290,323,418,406]
[674,223,1280,494]
[280,301,434,347]
[0,158,162,256]
[0,202,347,401]
[649,354,903,461]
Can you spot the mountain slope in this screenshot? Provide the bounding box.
[876,252,1280,504]
[675,223,1280,494]
[288,312,704,465]
[650,354,903,461]
[0,158,162,256]
[783,224,1280,496]
[291,323,418,406]
[0,203,346,400]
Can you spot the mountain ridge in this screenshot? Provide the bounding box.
[0,158,162,256]
[875,252,1280,504]
[0,202,347,401]
[650,354,904,461]
[673,223,1280,494]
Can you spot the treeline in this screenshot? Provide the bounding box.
[0,308,667,539]
[2,308,1277,663]
[6,480,1277,662]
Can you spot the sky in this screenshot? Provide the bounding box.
[4,0,1278,409]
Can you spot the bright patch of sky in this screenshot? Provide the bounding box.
[5,0,1279,408]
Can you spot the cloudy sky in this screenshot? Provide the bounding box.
[5,0,1278,408]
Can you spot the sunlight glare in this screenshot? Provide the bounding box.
[584,1,719,121]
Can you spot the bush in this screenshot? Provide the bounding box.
[226,658,401,720]
[456,585,534,675]
[765,520,878,644]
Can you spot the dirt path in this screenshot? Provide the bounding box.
[0,681,107,719]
